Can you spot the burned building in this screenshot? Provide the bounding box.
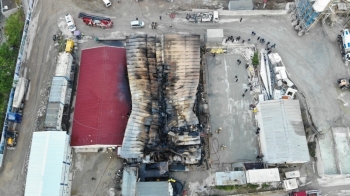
[120,34,202,165]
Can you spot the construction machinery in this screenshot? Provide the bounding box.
[6,130,18,149]
[78,12,113,29]
[6,112,21,150]
[5,77,29,149]
[289,190,321,196]
[65,39,74,53]
[337,29,350,62]
[338,78,350,89]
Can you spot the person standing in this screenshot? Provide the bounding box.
[240,18,242,22]
[160,16,162,20]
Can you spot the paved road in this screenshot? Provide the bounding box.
[0,0,72,195]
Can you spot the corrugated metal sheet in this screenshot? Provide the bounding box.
[136,182,173,196]
[121,167,138,196]
[48,77,68,103]
[55,52,73,80]
[71,46,131,146]
[121,34,152,158]
[245,168,280,184]
[25,131,71,196]
[121,34,201,160]
[44,102,64,130]
[257,99,310,164]
[215,171,247,185]
[163,34,200,128]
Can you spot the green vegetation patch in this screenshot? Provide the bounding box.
[216,185,237,191]
[261,183,270,188]
[0,9,25,127]
[252,52,259,68]
[215,183,261,191]
[308,141,316,157]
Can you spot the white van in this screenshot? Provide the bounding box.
[65,14,76,32]
[103,0,112,7]
[213,11,219,23]
[131,21,145,28]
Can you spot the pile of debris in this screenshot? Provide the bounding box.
[120,34,203,166]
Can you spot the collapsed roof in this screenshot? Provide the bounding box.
[120,34,202,164]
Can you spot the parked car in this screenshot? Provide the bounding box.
[65,14,76,32]
[103,0,112,7]
[131,20,145,28]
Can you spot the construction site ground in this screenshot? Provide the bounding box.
[206,53,259,167]
[0,0,349,195]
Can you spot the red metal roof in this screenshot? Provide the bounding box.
[71,46,131,146]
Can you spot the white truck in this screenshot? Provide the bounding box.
[186,11,219,23]
[12,77,29,111]
[337,29,350,62]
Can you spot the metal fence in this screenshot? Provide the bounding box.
[0,0,35,168]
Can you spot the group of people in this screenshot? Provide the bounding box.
[242,82,254,97]
[225,31,277,49]
[252,31,277,54]
[151,22,157,29]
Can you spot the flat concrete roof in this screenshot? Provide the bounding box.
[215,171,246,185]
[206,53,259,167]
[207,29,224,38]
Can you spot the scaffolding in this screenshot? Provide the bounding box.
[291,0,321,36]
[290,0,336,36]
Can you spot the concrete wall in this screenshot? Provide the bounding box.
[192,9,288,16]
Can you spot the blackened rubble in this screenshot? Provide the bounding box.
[120,34,204,166]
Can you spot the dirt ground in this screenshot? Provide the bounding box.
[0,0,349,195]
[71,151,124,196]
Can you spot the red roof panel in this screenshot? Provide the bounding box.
[71,46,131,146]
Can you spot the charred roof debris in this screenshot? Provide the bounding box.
[120,34,207,168]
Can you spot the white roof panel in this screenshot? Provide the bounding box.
[207,29,224,38]
[246,168,280,183]
[55,52,72,80]
[25,131,69,196]
[257,99,310,164]
[215,171,246,185]
[136,182,172,196]
[121,167,138,196]
[48,77,68,103]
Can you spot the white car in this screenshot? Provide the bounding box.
[131,20,145,28]
[103,0,112,7]
[65,14,76,32]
